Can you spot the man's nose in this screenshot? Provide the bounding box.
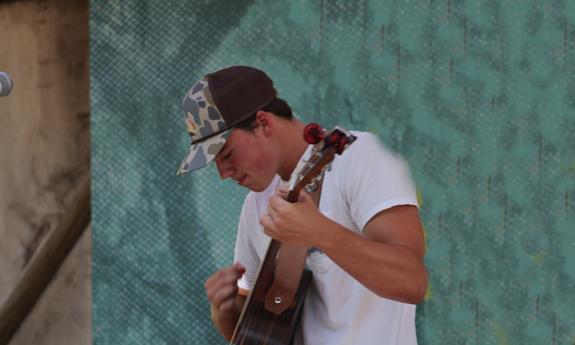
[215,159,234,179]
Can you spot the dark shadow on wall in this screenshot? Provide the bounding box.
[91,1,256,344]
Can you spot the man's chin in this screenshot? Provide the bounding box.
[245,178,275,193]
[247,185,266,193]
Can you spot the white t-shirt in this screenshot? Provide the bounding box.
[234,131,419,345]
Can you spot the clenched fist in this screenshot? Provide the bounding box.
[204,263,246,323]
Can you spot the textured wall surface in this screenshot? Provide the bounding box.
[8,227,92,345]
[0,0,91,344]
[91,1,574,344]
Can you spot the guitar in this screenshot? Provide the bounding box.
[230,124,357,345]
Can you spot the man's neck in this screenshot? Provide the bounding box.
[277,120,308,181]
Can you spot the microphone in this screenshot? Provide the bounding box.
[0,71,14,97]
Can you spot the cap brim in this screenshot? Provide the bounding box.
[177,130,230,175]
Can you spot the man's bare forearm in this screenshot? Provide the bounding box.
[211,295,246,341]
[321,225,428,303]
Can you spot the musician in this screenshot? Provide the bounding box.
[177,66,428,345]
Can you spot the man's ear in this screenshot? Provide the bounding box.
[256,110,274,137]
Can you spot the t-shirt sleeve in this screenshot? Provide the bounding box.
[340,132,419,231]
[233,192,261,291]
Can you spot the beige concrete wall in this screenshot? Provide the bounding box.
[0,0,90,344]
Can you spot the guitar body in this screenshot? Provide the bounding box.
[231,240,313,345]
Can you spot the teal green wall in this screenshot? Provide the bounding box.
[91,1,575,344]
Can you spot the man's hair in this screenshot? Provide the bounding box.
[234,97,293,130]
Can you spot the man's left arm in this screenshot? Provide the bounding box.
[321,204,427,304]
[261,193,428,304]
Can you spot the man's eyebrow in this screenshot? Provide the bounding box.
[216,145,229,157]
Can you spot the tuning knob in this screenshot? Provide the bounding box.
[303,123,325,144]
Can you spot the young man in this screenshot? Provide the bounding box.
[177,66,428,345]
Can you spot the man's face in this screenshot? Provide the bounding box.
[214,126,279,192]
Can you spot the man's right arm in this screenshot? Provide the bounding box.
[205,263,248,341]
[210,294,246,340]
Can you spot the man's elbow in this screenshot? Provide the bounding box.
[377,269,428,304]
[405,270,428,304]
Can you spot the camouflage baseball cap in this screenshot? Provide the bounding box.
[177,66,277,175]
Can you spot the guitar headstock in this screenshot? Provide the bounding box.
[286,124,356,201]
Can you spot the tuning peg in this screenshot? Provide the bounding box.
[305,180,318,192]
[303,123,325,144]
